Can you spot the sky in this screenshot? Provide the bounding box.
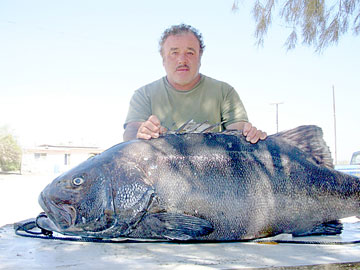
[1,0,359,164]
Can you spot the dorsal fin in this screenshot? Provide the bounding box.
[174,119,194,133]
[187,121,210,133]
[167,120,223,134]
[273,125,334,169]
[201,121,225,133]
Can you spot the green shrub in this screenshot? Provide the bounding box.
[0,128,22,172]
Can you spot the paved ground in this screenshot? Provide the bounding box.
[0,173,51,227]
[1,173,360,269]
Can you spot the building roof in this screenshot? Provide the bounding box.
[23,144,105,155]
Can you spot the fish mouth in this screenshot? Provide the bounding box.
[38,192,77,231]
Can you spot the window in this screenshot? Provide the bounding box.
[34,153,47,160]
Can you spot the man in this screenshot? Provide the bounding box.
[123,24,267,143]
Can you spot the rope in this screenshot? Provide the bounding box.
[14,214,169,243]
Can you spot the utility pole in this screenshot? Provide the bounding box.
[270,102,283,133]
[333,85,337,165]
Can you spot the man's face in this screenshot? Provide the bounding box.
[161,32,202,90]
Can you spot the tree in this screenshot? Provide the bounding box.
[0,126,22,172]
[232,0,360,51]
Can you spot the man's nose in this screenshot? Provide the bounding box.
[177,53,187,64]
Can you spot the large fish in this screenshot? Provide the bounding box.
[38,125,360,241]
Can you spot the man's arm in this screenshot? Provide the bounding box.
[123,122,142,141]
[226,121,267,144]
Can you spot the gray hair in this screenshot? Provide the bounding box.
[159,24,205,56]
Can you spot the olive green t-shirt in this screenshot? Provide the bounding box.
[124,74,248,132]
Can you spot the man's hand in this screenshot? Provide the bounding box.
[227,121,267,144]
[242,122,267,144]
[123,115,167,141]
[136,115,167,140]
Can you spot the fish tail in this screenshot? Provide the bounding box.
[273,125,334,169]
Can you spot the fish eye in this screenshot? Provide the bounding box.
[72,177,84,186]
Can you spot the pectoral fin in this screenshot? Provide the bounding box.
[292,220,343,237]
[134,212,214,241]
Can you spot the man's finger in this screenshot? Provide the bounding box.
[245,127,257,142]
[143,120,160,134]
[260,131,267,140]
[148,115,161,126]
[249,130,262,144]
[136,130,152,140]
[242,122,252,136]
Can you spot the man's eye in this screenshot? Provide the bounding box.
[187,52,194,55]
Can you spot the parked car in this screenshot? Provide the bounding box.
[335,151,360,177]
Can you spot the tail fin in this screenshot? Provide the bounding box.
[273,125,334,169]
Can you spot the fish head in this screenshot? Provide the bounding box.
[38,143,156,238]
[38,155,116,237]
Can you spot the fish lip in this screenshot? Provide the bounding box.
[38,192,76,230]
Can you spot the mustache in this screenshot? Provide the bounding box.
[176,65,190,70]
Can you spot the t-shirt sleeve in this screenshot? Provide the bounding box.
[123,88,152,129]
[221,87,249,128]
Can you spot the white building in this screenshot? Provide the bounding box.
[21,145,104,175]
